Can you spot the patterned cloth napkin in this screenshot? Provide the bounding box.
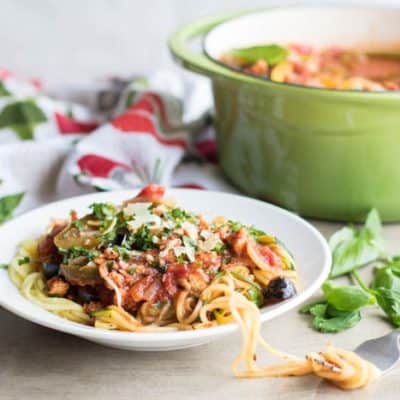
[0,68,236,214]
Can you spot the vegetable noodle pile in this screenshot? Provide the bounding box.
[9,184,297,330]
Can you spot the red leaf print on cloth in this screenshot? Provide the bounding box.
[77,154,131,178]
[130,92,170,129]
[175,183,205,190]
[130,95,154,113]
[55,112,98,134]
[196,139,218,164]
[0,68,12,80]
[30,78,42,90]
[111,111,187,148]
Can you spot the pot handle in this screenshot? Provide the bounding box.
[168,12,246,78]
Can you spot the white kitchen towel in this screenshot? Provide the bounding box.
[0,68,236,214]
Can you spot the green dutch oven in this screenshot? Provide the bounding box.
[169,6,400,222]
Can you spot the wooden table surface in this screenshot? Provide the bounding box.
[1,221,400,400]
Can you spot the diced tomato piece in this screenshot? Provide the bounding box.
[229,228,248,256]
[162,271,178,297]
[258,245,282,267]
[162,263,190,297]
[135,184,165,203]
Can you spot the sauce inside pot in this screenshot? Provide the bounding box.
[220,43,400,91]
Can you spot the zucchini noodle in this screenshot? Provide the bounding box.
[10,241,90,324]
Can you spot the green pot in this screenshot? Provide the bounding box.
[169,7,400,222]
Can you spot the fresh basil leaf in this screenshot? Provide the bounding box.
[370,260,400,326]
[312,310,362,333]
[371,265,400,292]
[365,208,385,249]
[300,299,362,333]
[322,281,375,312]
[0,263,8,270]
[329,226,354,252]
[330,209,385,277]
[230,44,288,65]
[374,287,400,327]
[299,301,326,315]
[307,303,328,318]
[382,257,400,278]
[0,192,24,224]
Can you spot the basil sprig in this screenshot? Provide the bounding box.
[230,44,288,65]
[300,208,400,334]
[330,209,385,278]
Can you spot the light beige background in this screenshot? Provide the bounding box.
[0,0,398,84]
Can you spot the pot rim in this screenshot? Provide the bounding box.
[169,4,400,100]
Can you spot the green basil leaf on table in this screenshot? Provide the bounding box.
[381,256,400,278]
[330,209,385,277]
[371,260,400,326]
[312,310,362,333]
[299,301,327,316]
[229,44,288,65]
[322,281,375,312]
[300,301,362,333]
[374,287,400,326]
[0,192,25,224]
[371,263,400,292]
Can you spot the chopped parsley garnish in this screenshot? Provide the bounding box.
[18,256,30,265]
[89,202,117,220]
[62,247,100,263]
[176,254,186,264]
[213,242,227,253]
[129,225,158,251]
[73,219,85,231]
[0,263,9,270]
[228,220,266,240]
[228,220,242,232]
[112,246,130,261]
[247,226,266,239]
[182,235,197,249]
[223,256,232,265]
[165,207,197,226]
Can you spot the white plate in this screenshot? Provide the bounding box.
[0,189,330,351]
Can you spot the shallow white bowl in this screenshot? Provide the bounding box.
[0,189,330,351]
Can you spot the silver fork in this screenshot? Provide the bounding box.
[354,330,400,374]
